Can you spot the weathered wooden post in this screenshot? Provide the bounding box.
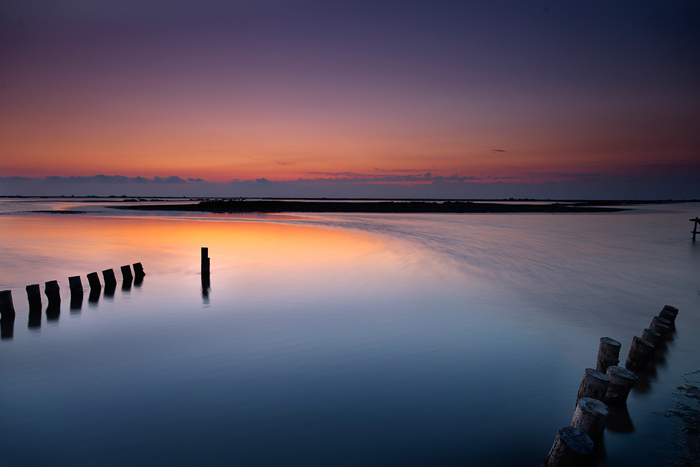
[577,368,610,402]
[641,328,662,347]
[596,337,621,373]
[658,309,677,328]
[120,265,133,282]
[26,284,42,306]
[27,285,42,328]
[543,426,596,467]
[133,262,145,277]
[625,336,655,370]
[649,319,670,336]
[0,290,16,318]
[604,366,638,405]
[45,280,61,302]
[69,276,83,294]
[102,269,117,286]
[69,276,83,311]
[691,217,699,240]
[662,305,678,316]
[571,397,610,440]
[87,272,101,289]
[201,247,210,276]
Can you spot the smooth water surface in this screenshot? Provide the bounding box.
[1,200,699,466]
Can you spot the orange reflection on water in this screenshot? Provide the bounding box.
[1,214,400,293]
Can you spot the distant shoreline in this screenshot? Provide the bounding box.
[116,199,629,214]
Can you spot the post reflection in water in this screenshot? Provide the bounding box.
[45,300,60,322]
[121,277,132,292]
[103,283,116,300]
[28,300,42,329]
[70,292,83,314]
[201,273,210,305]
[0,315,14,339]
[88,287,101,307]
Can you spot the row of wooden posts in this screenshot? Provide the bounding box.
[543,305,679,467]
[0,263,146,321]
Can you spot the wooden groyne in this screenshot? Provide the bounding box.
[0,262,145,336]
[543,304,680,466]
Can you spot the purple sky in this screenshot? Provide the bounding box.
[1,0,699,198]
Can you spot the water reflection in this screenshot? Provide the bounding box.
[70,291,83,314]
[88,287,101,307]
[45,300,60,322]
[0,314,14,339]
[122,277,132,292]
[606,405,634,433]
[28,300,42,329]
[103,283,116,300]
[201,273,211,304]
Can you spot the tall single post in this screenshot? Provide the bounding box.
[201,247,210,276]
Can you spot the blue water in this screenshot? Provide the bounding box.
[1,199,699,466]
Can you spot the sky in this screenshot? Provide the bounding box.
[1,0,699,198]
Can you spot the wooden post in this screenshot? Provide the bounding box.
[604,366,638,405]
[201,247,210,276]
[649,320,670,336]
[133,262,145,277]
[0,290,16,318]
[651,315,671,329]
[543,426,596,467]
[69,276,83,294]
[596,337,621,373]
[625,336,655,370]
[26,284,42,307]
[27,285,42,328]
[120,265,133,282]
[577,368,610,402]
[641,328,661,347]
[87,272,101,289]
[658,309,677,327]
[571,397,610,440]
[45,280,61,302]
[662,305,678,316]
[102,269,117,286]
[691,217,699,240]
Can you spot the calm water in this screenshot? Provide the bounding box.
[1,199,699,466]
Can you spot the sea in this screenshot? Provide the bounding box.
[1,198,699,466]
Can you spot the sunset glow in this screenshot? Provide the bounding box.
[1,1,698,198]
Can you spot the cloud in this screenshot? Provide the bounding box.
[153,176,186,184]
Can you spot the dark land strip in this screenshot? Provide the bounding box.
[115,200,629,214]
